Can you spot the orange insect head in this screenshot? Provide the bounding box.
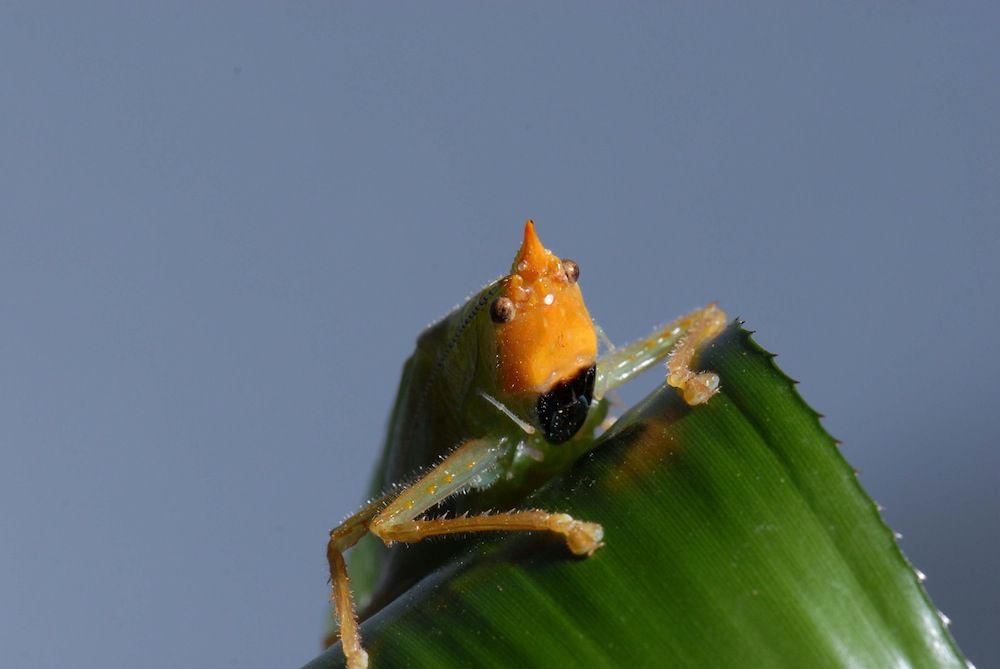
[495,221,597,395]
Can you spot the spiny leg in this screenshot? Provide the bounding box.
[326,496,389,667]
[328,433,603,666]
[595,303,727,405]
[328,547,365,668]
[374,509,603,556]
[325,437,511,667]
[370,435,604,557]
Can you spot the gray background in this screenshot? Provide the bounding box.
[2,3,997,668]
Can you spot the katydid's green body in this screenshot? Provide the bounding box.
[327,222,727,668]
[353,279,610,613]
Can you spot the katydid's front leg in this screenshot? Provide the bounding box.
[327,496,386,668]
[327,435,603,669]
[326,439,510,667]
[595,303,727,405]
[370,435,604,555]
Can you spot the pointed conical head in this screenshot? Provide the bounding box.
[494,221,597,395]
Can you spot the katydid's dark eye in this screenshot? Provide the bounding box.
[561,259,580,284]
[490,296,516,323]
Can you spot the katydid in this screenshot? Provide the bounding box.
[326,221,726,668]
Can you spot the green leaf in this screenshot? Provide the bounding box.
[305,324,966,668]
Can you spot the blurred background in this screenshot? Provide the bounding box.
[1,3,997,667]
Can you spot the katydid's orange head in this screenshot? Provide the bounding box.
[491,221,598,443]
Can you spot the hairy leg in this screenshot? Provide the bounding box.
[325,497,388,668]
[369,436,602,555]
[595,303,727,405]
[327,435,602,668]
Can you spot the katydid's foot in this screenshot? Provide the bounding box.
[552,513,605,556]
[674,371,720,406]
[346,649,368,669]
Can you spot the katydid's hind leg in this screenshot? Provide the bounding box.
[370,436,604,557]
[595,303,727,405]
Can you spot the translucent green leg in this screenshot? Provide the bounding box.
[595,303,727,405]
[370,436,602,555]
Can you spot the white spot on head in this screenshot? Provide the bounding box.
[543,293,554,305]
